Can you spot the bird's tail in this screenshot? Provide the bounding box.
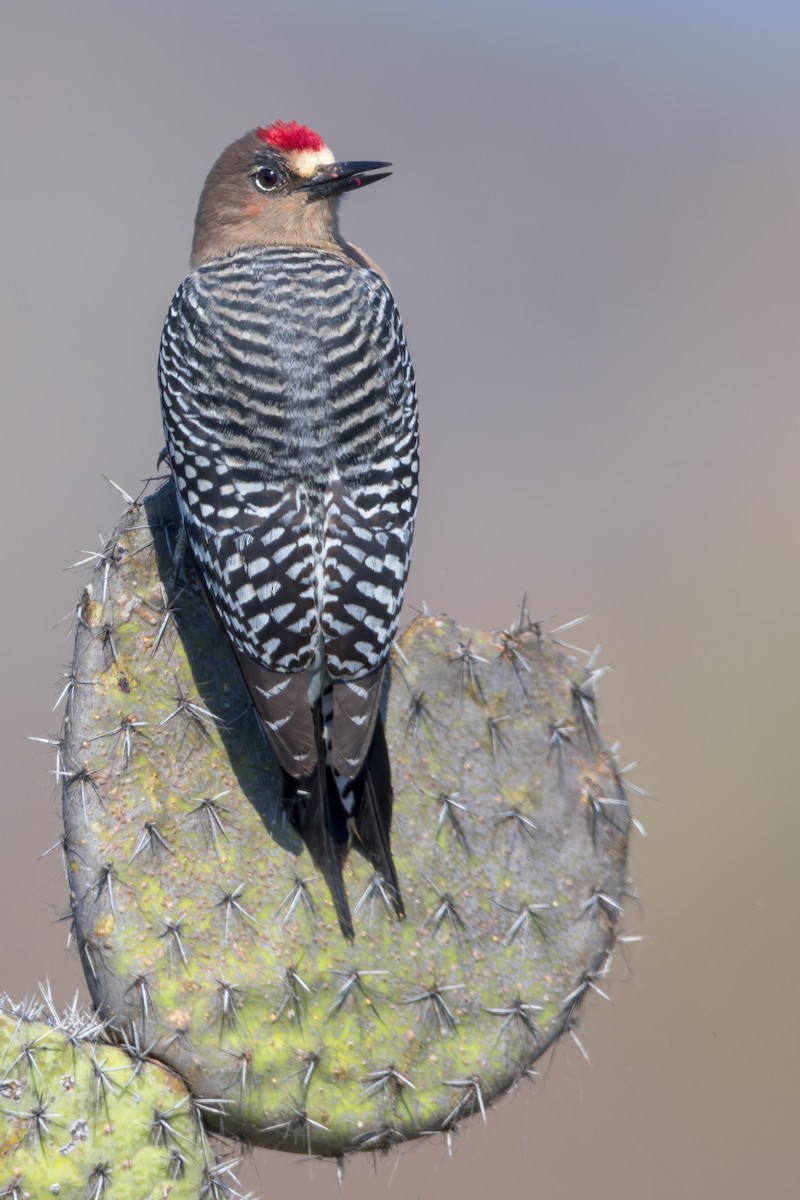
[285,706,354,940]
[349,713,405,920]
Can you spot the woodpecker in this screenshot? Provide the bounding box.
[158,121,418,938]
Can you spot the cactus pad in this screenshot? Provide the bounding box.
[0,993,209,1198]
[60,483,630,1156]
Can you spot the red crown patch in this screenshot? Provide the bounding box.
[256,121,325,153]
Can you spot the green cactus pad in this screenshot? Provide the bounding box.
[0,994,208,1199]
[60,483,630,1156]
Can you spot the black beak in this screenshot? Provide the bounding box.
[298,160,392,199]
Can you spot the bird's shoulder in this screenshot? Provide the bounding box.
[184,245,389,300]
[162,248,395,355]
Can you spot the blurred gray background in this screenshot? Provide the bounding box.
[2,1,798,1196]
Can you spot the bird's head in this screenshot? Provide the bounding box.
[190,121,391,267]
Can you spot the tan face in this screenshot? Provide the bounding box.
[190,131,340,267]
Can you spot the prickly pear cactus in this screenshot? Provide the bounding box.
[59,482,630,1156]
[0,993,207,1198]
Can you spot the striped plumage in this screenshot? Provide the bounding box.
[158,124,418,937]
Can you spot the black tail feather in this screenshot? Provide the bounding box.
[284,707,404,939]
[351,713,405,920]
[285,713,354,940]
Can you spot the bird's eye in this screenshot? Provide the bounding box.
[254,166,280,192]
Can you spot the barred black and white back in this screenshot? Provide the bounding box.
[159,245,418,936]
